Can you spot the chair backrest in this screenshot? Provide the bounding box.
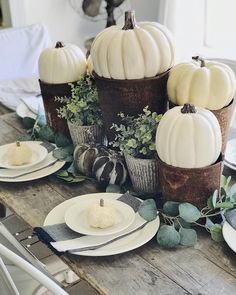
[0,23,51,80]
[0,222,69,295]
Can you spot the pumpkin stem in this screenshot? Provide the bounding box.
[122,11,137,30]
[55,41,64,48]
[181,103,197,114]
[192,56,205,67]
[100,199,104,207]
[16,141,20,147]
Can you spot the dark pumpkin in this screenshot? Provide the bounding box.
[73,144,108,177]
[92,150,127,186]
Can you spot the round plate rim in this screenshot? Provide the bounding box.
[222,221,236,253]
[64,199,135,236]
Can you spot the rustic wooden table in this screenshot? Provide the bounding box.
[0,112,236,295]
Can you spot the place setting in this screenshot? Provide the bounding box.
[0,140,65,182]
[34,192,160,257]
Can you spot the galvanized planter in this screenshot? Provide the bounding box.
[157,155,223,209]
[169,99,234,154]
[67,121,102,146]
[125,154,159,194]
[94,71,170,142]
[39,79,77,137]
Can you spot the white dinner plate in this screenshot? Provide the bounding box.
[44,193,160,257]
[64,198,135,236]
[16,102,36,119]
[0,141,48,169]
[0,149,65,182]
[222,221,236,253]
[224,138,236,170]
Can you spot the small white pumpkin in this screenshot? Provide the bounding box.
[87,199,117,229]
[167,56,236,110]
[156,104,222,168]
[38,41,87,84]
[6,141,32,166]
[91,11,175,80]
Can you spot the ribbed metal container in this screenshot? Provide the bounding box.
[67,122,102,146]
[125,154,159,194]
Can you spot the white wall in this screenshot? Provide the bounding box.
[6,0,159,52]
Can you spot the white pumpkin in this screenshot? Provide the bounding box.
[38,41,87,84]
[87,199,117,229]
[87,55,94,76]
[156,104,222,168]
[91,11,175,80]
[6,141,32,166]
[167,56,236,110]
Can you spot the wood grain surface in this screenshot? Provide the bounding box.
[0,113,236,295]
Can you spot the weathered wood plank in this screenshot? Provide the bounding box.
[64,253,189,295]
[136,240,236,295]
[0,116,23,144]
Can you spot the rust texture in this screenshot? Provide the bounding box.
[39,80,76,137]
[169,99,234,154]
[94,71,169,141]
[157,156,223,209]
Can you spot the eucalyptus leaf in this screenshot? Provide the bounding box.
[56,170,69,177]
[67,162,76,175]
[215,201,234,209]
[179,228,197,246]
[174,218,191,229]
[23,117,36,129]
[38,125,55,142]
[207,190,218,209]
[106,184,122,193]
[179,203,201,223]
[210,224,224,242]
[53,145,74,161]
[221,175,231,192]
[156,225,180,248]
[163,201,180,216]
[138,199,157,221]
[55,133,71,147]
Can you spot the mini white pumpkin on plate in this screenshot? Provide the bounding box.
[156,103,222,168]
[167,56,236,110]
[38,41,87,84]
[91,11,175,80]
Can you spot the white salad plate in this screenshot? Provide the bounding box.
[224,138,236,170]
[0,141,48,169]
[64,198,135,236]
[44,193,160,257]
[222,221,236,253]
[0,145,65,182]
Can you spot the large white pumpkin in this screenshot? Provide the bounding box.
[156,104,222,168]
[167,56,236,110]
[39,41,87,84]
[90,11,175,80]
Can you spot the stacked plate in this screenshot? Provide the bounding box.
[224,138,236,170]
[44,193,160,256]
[223,209,236,253]
[0,141,65,182]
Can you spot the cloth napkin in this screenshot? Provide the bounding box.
[21,95,45,115]
[33,192,142,256]
[225,208,236,230]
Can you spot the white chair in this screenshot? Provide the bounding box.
[0,221,69,295]
[0,244,69,295]
[0,23,51,111]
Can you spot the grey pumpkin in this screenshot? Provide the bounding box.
[73,144,108,177]
[92,150,127,186]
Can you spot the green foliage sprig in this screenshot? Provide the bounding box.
[107,175,236,248]
[55,75,103,127]
[111,106,162,159]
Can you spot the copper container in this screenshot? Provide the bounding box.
[169,100,234,153]
[212,100,234,153]
[158,156,223,209]
[39,80,76,137]
[94,71,169,141]
[125,154,159,194]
